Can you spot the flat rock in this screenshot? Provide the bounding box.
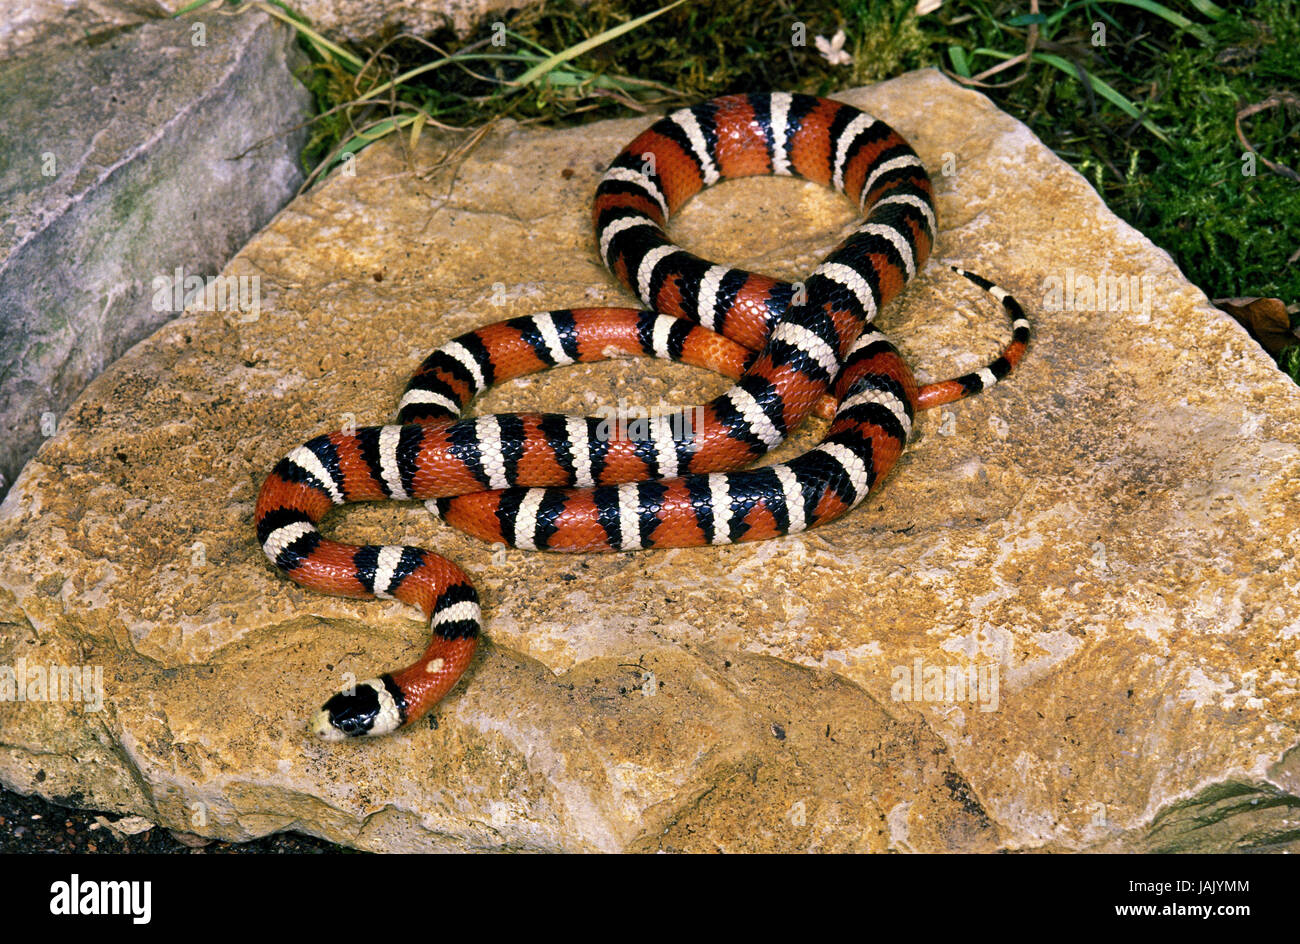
[2,70,1298,853]
[0,8,312,498]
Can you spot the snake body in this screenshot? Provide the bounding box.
[254,93,1030,740]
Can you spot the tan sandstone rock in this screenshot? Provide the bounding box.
[1,70,1298,852]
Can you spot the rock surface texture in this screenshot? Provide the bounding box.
[0,8,311,498]
[0,0,520,54]
[0,0,167,59]
[2,71,1298,853]
[287,0,536,42]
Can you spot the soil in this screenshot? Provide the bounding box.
[0,785,353,853]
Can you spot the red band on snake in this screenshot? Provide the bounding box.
[254,92,1031,740]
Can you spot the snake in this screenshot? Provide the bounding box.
[254,92,1031,741]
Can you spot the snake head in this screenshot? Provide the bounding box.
[309,676,405,741]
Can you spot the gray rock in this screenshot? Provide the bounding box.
[0,0,551,54]
[290,0,543,42]
[0,0,168,60]
[0,8,312,497]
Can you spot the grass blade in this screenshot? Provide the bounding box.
[1031,52,1170,142]
[250,1,365,71]
[505,30,557,56]
[172,0,220,14]
[966,46,1169,142]
[1185,0,1228,19]
[1102,0,1213,44]
[513,0,686,87]
[353,53,534,104]
[409,111,427,151]
[948,45,971,78]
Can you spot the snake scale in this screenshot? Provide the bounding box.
[254,92,1031,740]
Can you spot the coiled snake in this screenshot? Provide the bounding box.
[254,92,1030,740]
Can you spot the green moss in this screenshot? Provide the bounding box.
[1111,6,1300,303]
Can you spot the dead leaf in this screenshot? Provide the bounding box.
[93,814,155,840]
[1213,297,1297,355]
